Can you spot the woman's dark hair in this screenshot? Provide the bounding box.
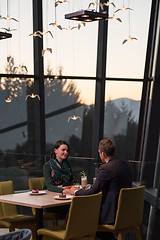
[99,138,116,157]
[50,140,71,159]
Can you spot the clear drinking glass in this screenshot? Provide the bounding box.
[81,176,87,188]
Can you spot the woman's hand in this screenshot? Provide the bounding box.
[57,185,63,188]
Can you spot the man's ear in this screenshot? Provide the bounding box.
[102,152,107,158]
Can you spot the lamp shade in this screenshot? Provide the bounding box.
[0,31,12,40]
[65,9,108,22]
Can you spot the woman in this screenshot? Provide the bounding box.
[43,140,74,193]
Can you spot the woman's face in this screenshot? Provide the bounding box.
[54,144,69,162]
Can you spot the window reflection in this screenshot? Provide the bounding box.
[0,77,34,129]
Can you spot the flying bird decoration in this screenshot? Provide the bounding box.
[115,5,133,13]
[68,115,82,123]
[122,35,137,44]
[13,65,28,73]
[25,93,40,101]
[49,22,62,30]
[106,14,122,22]
[1,27,17,32]
[55,0,67,7]
[78,22,86,30]
[88,2,97,8]
[5,97,12,103]
[62,26,78,31]
[29,30,53,38]
[42,48,52,56]
[7,56,14,64]
[1,16,18,22]
[29,31,42,38]
[36,30,54,38]
[88,1,115,11]
[105,1,116,7]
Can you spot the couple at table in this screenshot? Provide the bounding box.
[43,139,133,240]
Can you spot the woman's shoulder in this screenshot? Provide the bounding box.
[43,160,51,168]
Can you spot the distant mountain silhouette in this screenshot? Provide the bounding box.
[104,98,140,139]
[107,98,140,122]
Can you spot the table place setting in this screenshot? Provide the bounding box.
[28,190,47,195]
[54,194,73,200]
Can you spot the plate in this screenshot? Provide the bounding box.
[54,195,72,200]
[28,190,47,195]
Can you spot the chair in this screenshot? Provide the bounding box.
[97,186,145,240]
[37,192,102,240]
[0,229,32,240]
[28,177,65,225]
[0,181,36,240]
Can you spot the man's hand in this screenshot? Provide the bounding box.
[63,186,78,195]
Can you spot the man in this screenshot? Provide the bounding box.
[63,138,133,239]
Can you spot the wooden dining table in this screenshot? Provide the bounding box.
[0,190,73,239]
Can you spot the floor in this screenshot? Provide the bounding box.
[0,220,65,236]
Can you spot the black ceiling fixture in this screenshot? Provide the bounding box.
[65,9,108,22]
[0,31,12,40]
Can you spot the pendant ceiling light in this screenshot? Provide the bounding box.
[0,31,12,40]
[65,9,108,22]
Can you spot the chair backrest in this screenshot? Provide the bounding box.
[0,228,32,240]
[0,181,18,216]
[114,186,145,230]
[0,202,4,218]
[28,177,44,191]
[65,192,102,239]
[28,177,44,215]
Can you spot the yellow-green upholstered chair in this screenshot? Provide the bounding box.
[29,177,45,194]
[29,177,65,226]
[0,180,36,239]
[37,192,102,240]
[97,186,145,240]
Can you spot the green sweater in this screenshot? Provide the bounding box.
[43,159,74,193]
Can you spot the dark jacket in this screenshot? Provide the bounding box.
[75,156,133,224]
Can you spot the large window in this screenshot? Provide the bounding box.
[45,78,95,157]
[43,0,98,76]
[107,0,152,78]
[0,77,34,153]
[104,81,143,160]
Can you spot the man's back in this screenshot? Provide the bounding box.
[75,156,132,224]
[98,156,133,224]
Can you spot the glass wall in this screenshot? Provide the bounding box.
[45,78,96,157]
[107,0,152,78]
[0,77,35,153]
[42,0,98,76]
[104,81,143,162]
